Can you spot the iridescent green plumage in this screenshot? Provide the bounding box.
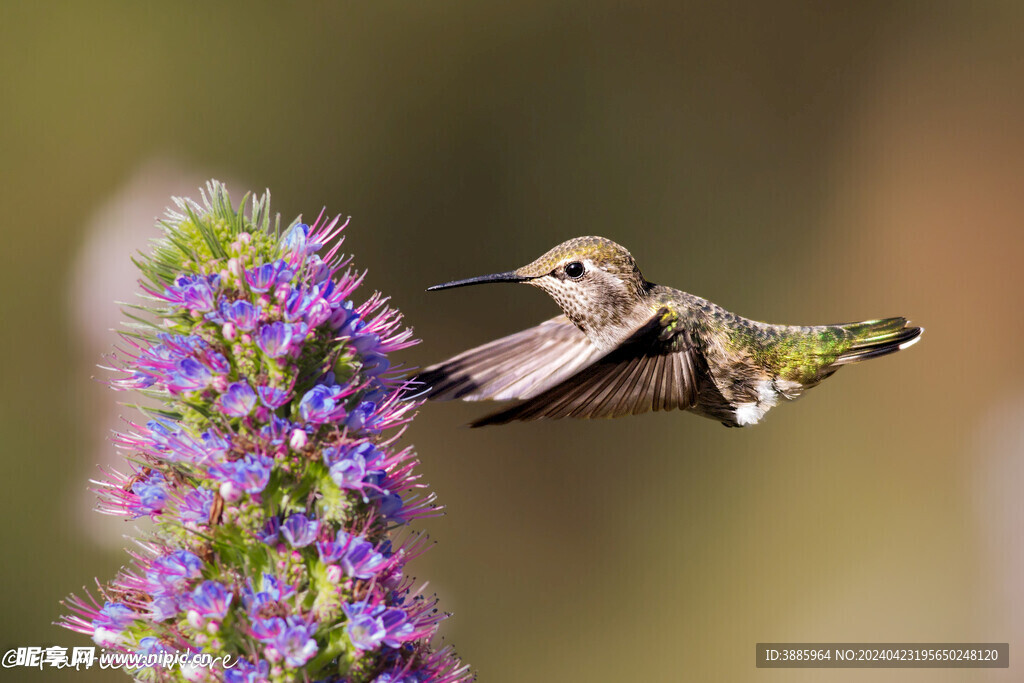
[418,236,922,427]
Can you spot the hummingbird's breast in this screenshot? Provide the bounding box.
[540,282,650,352]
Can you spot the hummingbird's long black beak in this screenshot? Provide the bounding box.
[426,271,531,291]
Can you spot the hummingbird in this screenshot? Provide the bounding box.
[415,236,922,428]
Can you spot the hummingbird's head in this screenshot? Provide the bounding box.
[429,236,651,344]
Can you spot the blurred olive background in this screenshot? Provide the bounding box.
[2,2,1023,681]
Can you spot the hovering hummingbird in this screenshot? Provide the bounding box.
[415,236,922,428]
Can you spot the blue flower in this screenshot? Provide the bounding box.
[148,596,179,622]
[217,299,261,330]
[305,255,330,284]
[362,353,391,377]
[165,275,219,312]
[178,487,214,524]
[186,580,233,621]
[272,617,319,668]
[181,279,216,312]
[257,384,292,408]
[298,384,344,423]
[350,332,381,355]
[342,602,415,651]
[317,531,388,579]
[346,401,379,431]
[131,472,167,515]
[280,223,310,255]
[344,609,386,651]
[323,443,384,496]
[257,321,296,358]
[224,658,270,683]
[251,616,284,641]
[280,513,318,548]
[378,492,406,524]
[242,574,294,616]
[328,299,356,329]
[146,551,203,595]
[210,455,272,495]
[283,288,333,328]
[245,260,292,293]
[169,357,213,392]
[136,636,170,657]
[328,455,366,490]
[258,517,280,545]
[219,381,257,417]
[94,602,136,631]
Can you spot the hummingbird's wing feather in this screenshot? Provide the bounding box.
[469,307,701,427]
[414,315,604,402]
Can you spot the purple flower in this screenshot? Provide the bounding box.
[280,223,310,255]
[257,321,296,358]
[373,673,425,683]
[336,312,365,339]
[298,384,346,423]
[283,289,331,326]
[329,455,366,490]
[224,658,270,683]
[257,517,280,545]
[318,531,388,579]
[378,492,406,524]
[362,353,391,377]
[341,539,389,579]
[325,444,382,471]
[181,279,216,312]
[210,455,272,496]
[186,580,233,623]
[131,472,167,515]
[280,513,318,548]
[251,617,285,641]
[350,333,381,355]
[168,357,212,392]
[147,551,203,595]
[343,602,415,651]
[94,602,136,631]
[219,381,257,417]
[165,275,219,312]
[257,384,291,408]
[328,299,356,329]
[345,610,386,651]
[305,255,330,284]
[272,617,318,668]
[218,299,261,330]
[246,260,292,293]
[242,574,294,616]
[178,487,214,524]
[136,636,170,656]
[323,443,385,497]
[142,422,226,465]
[257,415,294,447]
[149,596,179,622]
[346,401,380,432]
[204,349,231,375]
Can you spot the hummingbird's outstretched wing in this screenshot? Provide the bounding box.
[413,315,605,401]
[469,306,701,427]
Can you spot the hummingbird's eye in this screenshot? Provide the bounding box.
[564,261,585,280]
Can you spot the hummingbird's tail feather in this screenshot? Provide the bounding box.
[830,317,923,366]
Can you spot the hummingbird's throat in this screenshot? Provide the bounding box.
[535,274,646,351]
